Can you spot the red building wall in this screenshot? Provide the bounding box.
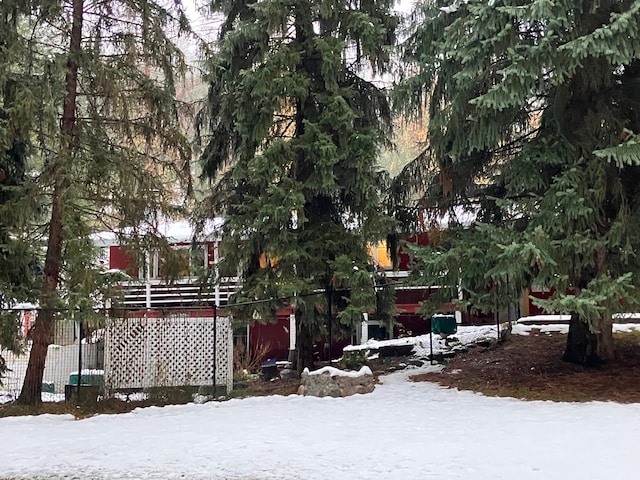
[397,233,430,271]
[248,318,291,362]
[109,246,139,278]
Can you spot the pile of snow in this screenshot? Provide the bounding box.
[344,320,640,361]
[305,365,373,377]
[513,319,640,336]
[344,324,503,360]
[69,369,104,376]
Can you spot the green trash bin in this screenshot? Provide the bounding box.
[41,381,55,394]
[431,314,457,337]
[69,370,104,393]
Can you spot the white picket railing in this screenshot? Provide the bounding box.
[118,277,242,309]
[116,270,414,309]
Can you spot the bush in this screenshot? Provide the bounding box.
[234,340,271,374]
[338,350,369,370]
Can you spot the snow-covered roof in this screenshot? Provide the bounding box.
[91,217,224,247]
[417,205,478,231]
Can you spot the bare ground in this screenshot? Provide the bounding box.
[411,330,640,403]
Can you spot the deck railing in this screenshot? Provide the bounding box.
[117,277,242,308]
[116,270,415,309]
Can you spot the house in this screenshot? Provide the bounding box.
[91,218,236,309]
[93,219,489,365]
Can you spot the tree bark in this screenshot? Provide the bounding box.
[295,309,315,373]
[16,313,53,404]
[563,313,615,366]
[17,0,83,405]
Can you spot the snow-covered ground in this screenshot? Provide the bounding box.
[3,321,640,479]
[348,321,640,360]
[3,363,640,478]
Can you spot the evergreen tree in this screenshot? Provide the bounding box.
[393,0,640,365]
[0,1,44,381]
[199,0,399,369]
[13,0,194,405]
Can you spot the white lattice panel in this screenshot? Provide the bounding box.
[103,314,233,394]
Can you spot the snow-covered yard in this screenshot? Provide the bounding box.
[3,361,640,479]
[3,321,640,479]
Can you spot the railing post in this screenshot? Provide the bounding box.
[145,252,152,309]
[214,240,221,306]
[361,312,369,344]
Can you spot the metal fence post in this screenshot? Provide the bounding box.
[212,303,217,396]
[77,320,83,400]
[429,316,434,365]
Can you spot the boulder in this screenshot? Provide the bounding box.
[279,368,299,380]
[298,366,375,398]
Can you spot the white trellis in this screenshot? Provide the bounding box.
[103,314,233,394]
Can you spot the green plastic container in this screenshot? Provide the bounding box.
[42,381,55,394]
[69,371,104,392]
[431,314,457,336]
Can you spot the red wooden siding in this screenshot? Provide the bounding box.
[397,232,430,271]
[109,246,139,278]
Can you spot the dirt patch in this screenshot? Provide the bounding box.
[412,331,640,403]
[231,376,301,398]
[0,377,304,418]
[0,397,142,419]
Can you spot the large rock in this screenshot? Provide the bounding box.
[298,366,375,398]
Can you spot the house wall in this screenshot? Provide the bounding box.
[394,313,430,337]
[397,233,430,271]
[527,288,555,316]
[102,228,497,362]
[109,246,139,278]
[248,317,291,362]
[247,315,354,363]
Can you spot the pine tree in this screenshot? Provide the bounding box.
[14,0,194,405]
[393,0,640,365]
[0,1,44,381]
[199,0,399,369]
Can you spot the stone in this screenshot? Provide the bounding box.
[193,394,211,404]
[299,366,375,398]
[280,368,299,380]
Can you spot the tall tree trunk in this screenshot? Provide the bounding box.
[563,248,615,367]
[563,313,615,366]
[17,0,83,405]
[295,309,315,373]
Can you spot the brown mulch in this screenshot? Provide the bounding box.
[412,331,640,403]
[232,376,301,397]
